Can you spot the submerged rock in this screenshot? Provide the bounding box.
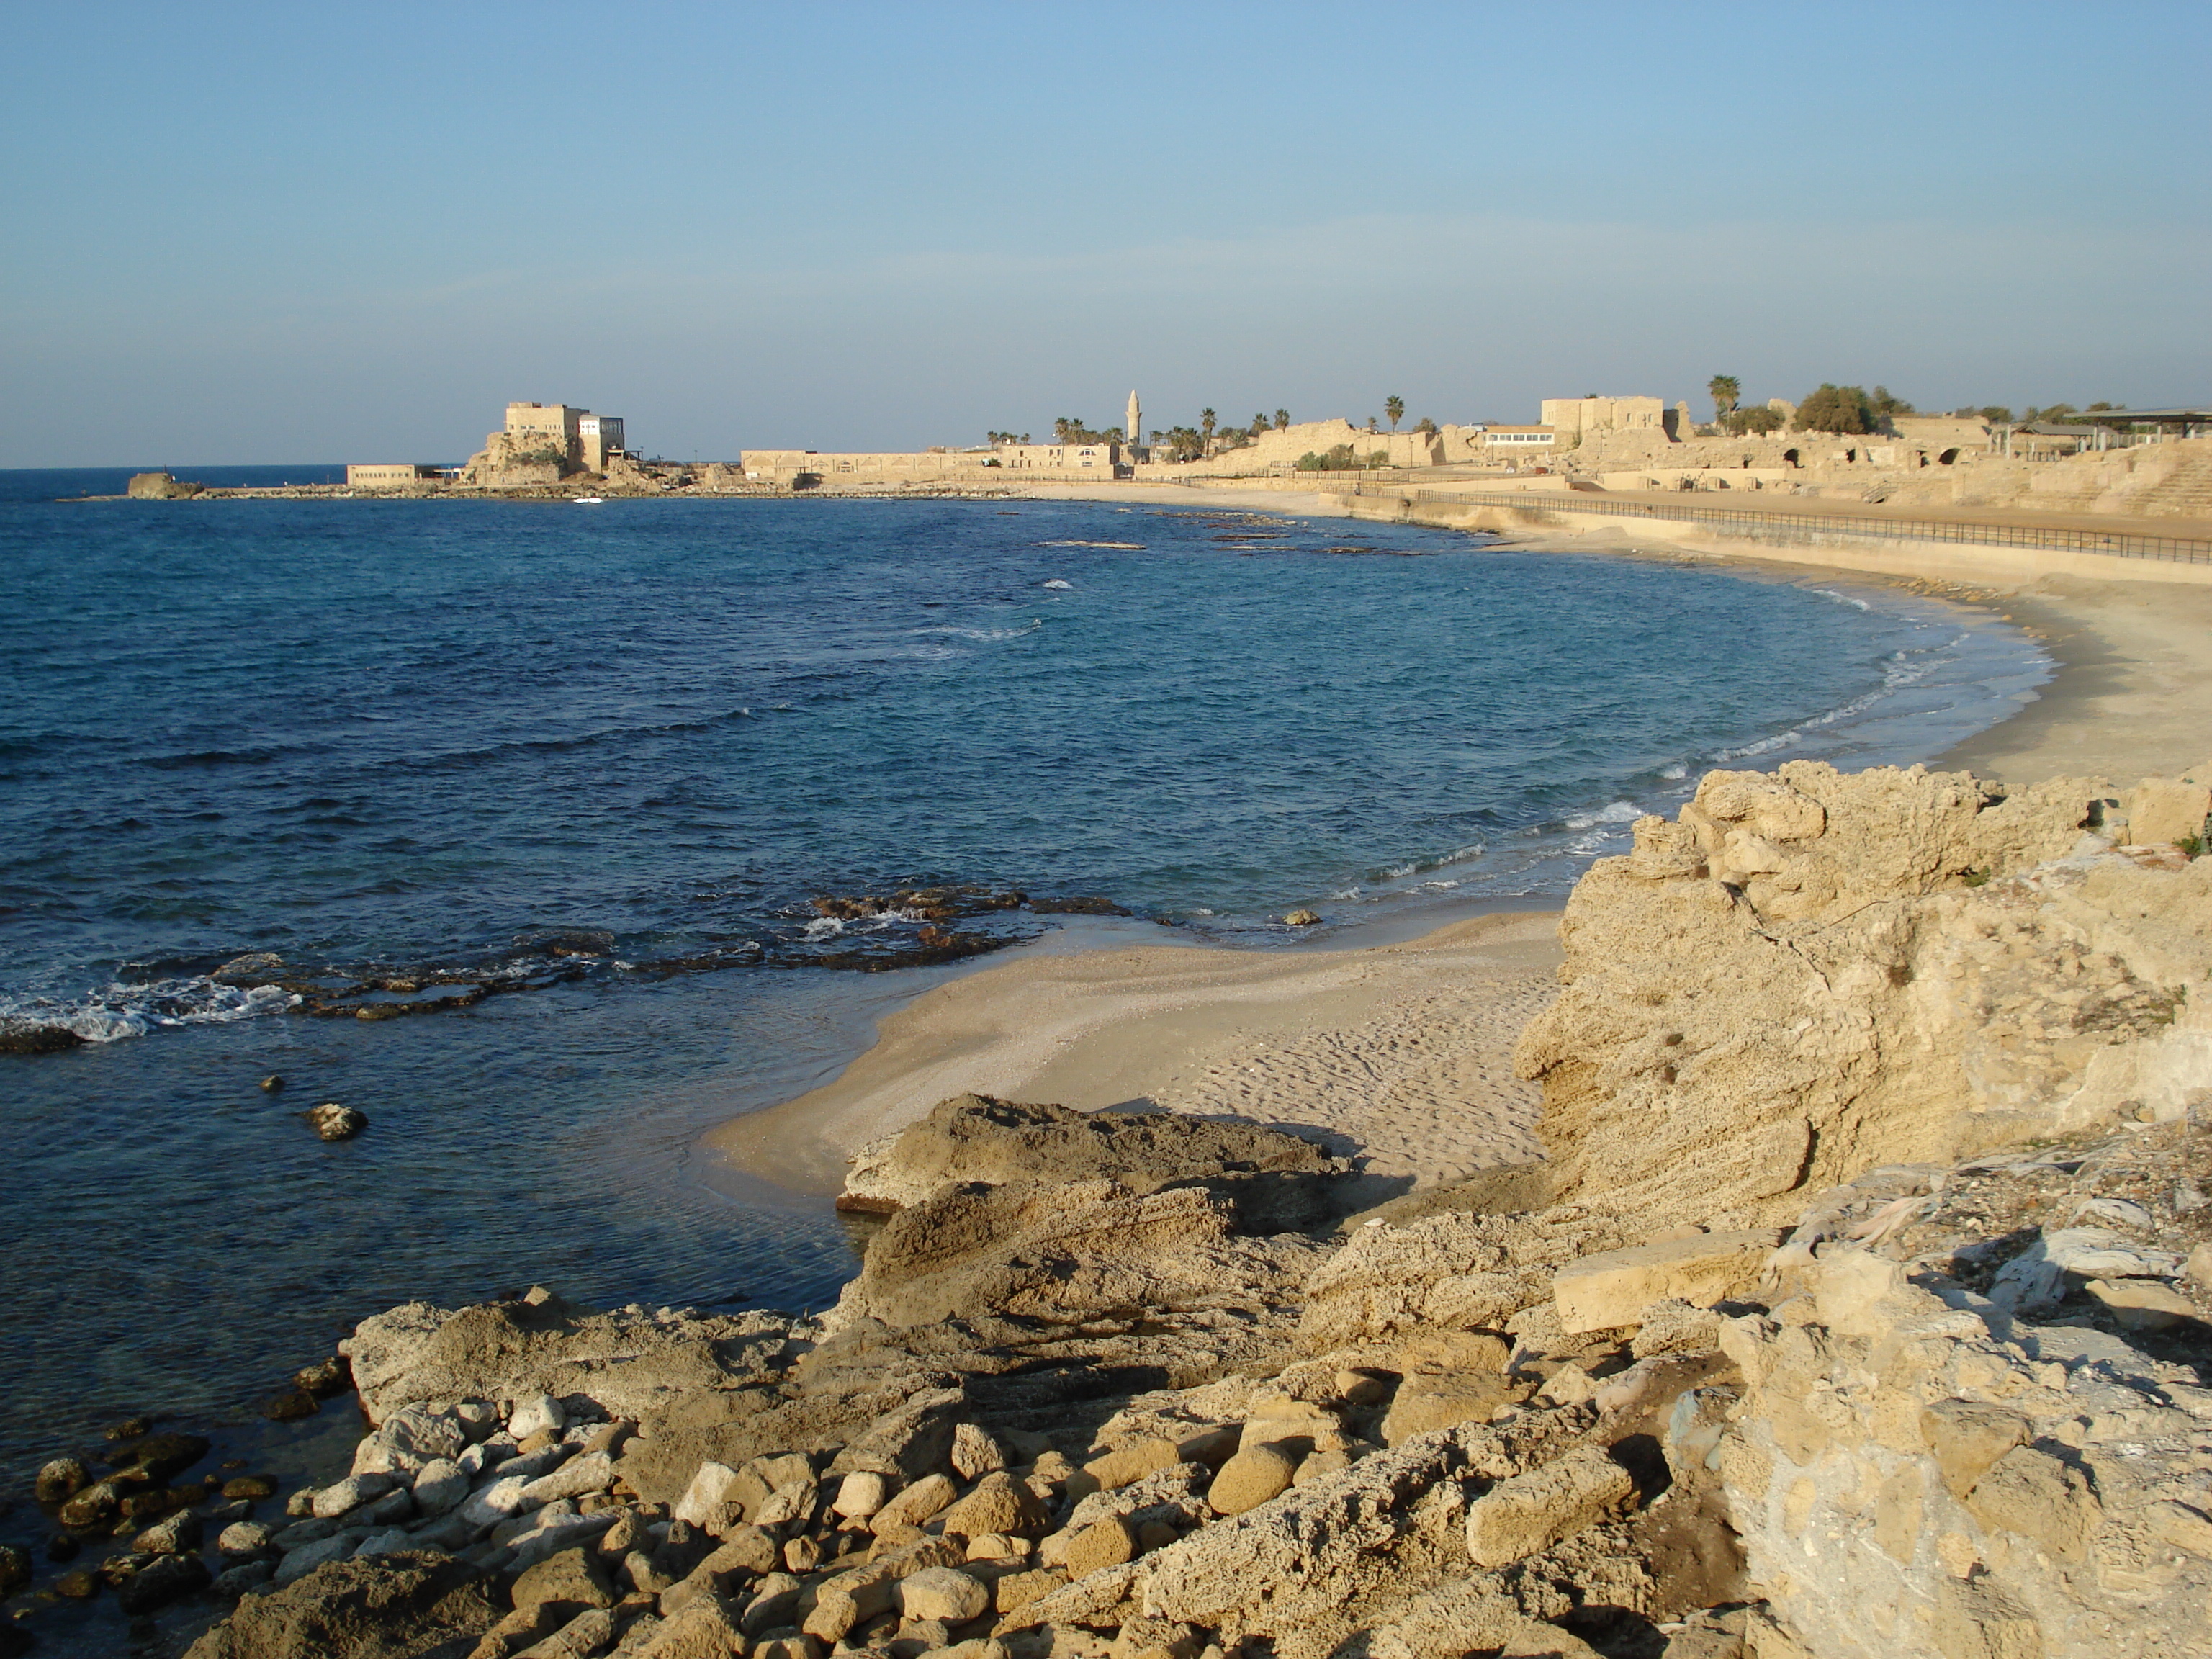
[304,1102,367,1141]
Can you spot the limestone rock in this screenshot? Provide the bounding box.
[1512,763,2212,1223]
[833,1470,889,1519]
[1061,1516,1137,1578]
[128,471,203,500]
[872,1470,956,1532]
[1551,1232,1781,1333]
[938,1470,1049,1538]
[1300,1208,1629,1349]
[626,1596,747,1658]
[2085,1275,2203,1330]
[950,1421,1008,1480]
[1207,1446,1296,1516]
[1964,1445,2102,1561]
[341,1292,796,1429]
[513,1546,616,1617]
[837,1093,1336,1214]
[897,1565,990,1624]
[1464,1444,1635,1566]
[1378,1375,1511,1447]
[182,1552,499,1658]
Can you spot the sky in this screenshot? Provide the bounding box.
[2,1,2207,467]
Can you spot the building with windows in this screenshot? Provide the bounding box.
[346,463,440,487]
[1481,426,1556,450]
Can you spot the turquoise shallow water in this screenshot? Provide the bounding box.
[0,475,2049,1511]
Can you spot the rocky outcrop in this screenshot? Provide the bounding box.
[341,1287,799,1426]
[1516,761,2212,1227]
[837,1094,1339,1214]
[1718,1243,2212,1659]
[127,470,203,499]
[456,431,575,488]
[46,763,2212,1659]
[183,1553,498,1658]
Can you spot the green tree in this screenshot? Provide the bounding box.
[1200,408,1216,454]
[1385,395,1405,430]
[2022,403,2078,426]
[1794,384,1878,434]
[1251,413,1269,437]
[1707,374,1741,420]
[1977,406,2014,425]
[1274,408,1290,431]
[1869,386,1915,421]
[1720,406,1785,436]
[1414,415,1438,436]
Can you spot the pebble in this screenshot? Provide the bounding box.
[55,1568,99,1599]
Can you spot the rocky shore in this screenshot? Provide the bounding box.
[12,759,2212,1659]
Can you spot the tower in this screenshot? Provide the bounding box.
[1127,390,1141,450]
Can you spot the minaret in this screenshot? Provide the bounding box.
[1126,390,1142,451]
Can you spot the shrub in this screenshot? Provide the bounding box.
[1720,407,1786,436]
[1794,385,1877,434]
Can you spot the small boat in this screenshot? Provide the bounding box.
[574,495,605,505]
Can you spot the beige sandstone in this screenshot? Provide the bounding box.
[1463,1444,1636,1568]
[1551,1232,1784,1332]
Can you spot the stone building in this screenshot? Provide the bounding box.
[346,463,439,488]
[1541,395,1671,443]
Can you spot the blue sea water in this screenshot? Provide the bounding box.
[0,470,2050,1506]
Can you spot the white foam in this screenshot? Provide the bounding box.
[1042,579,1074,590]
[1563,801,1641,831]
[0,977,299,1044]
[1659,763,1688,781]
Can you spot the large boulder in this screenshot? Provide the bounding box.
[837,1094,1339,1214]
[824,1177,1328,1335]
[182,1552,498,1658]
[1516,762,2212,1226]
[340,1287,796,1425]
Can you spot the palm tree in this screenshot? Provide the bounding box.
[1707,376,1740,421]
[1251,413,1269,437]
[1385,395,1405,430]
[1200,408,1216,454]
[1274,408,1289,431]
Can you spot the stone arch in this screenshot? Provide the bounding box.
[1938,448,1960,465]
[1782,449,1801,467]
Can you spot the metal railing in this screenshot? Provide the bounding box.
[1366,488,2212,565]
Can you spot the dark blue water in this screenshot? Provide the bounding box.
[0,473,2050,1499]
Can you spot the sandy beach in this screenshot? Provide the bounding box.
[707,909,1561,1196]
[709,518,2212,1203]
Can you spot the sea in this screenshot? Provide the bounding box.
[0,465,2051,1547]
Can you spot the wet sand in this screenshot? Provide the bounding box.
[706,910,1561,1195]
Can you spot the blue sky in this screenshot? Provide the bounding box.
[3,1,2206,465]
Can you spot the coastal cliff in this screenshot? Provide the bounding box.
[31,763,2212,1659]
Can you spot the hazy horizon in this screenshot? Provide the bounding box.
[4,1,2206,468]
